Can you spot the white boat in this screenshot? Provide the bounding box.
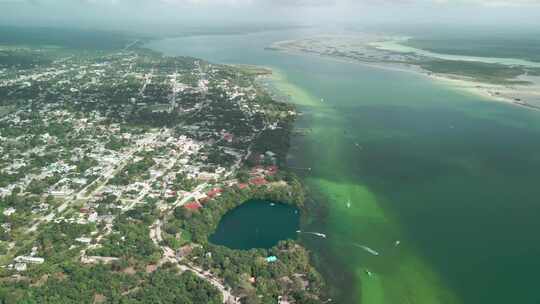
[346,199,351,208]
[395,240,401,247]
[365,270,373,277]
[299,231,327,238]
[307,232,327,238]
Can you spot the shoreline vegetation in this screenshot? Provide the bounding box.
[170,177,326,303]
[162,65,329,303]
[268,35,540,111]
[140,29,540,304]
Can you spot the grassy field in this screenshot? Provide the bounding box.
[419,60,538,85]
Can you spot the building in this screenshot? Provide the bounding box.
[14,256,45,264]
[14,263,27,272]
[75,237,92,244]
[267,165,278,175]
[3,207,16,216]
[250,177,268,186]
[185,202,202,210]
[177,244,194,258]
[207,188,222,198]
[237,183,249,190]
[88,212,99,223]
[266,256,278,263]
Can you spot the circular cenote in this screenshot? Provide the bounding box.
[209,199,300,250]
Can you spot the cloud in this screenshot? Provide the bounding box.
[0,0,539,31]
[1,0,539,6]
[431,0,540,6]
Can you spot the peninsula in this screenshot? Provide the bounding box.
[269,34,540,110]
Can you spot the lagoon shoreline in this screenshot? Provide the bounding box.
[269,40,540,111]
[146,31,540,304]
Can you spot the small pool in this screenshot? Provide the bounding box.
[209,199,300,250]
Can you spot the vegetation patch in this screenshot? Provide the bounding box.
[165,175,326,303]
[420,60,533,85]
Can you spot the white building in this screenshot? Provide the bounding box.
[14,256,45,264]
[3,207,16,216]
[15,263,27,272]
[88,212,98,223]
[75,237,92,244]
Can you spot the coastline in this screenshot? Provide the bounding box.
[427,73,540,110]
[144,33,540,304]
[268,42,540,111]
[261,65,463,304]
[370,39,540,68]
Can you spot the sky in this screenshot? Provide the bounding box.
[0,0,539,33]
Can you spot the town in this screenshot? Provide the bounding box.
[0,47,324,303]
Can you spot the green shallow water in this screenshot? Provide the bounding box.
[209,200,300,250]
[148,30,540,304]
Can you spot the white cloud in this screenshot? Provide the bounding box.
[431,0,540,6]
[1,0,539,6]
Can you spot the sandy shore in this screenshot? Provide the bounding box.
[426,73,540,110]
[269,41,540,111]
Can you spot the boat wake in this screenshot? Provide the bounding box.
[353,243,380,256]
[297,230,327,238]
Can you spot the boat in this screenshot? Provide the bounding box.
[395,240,401,247]
[270,203,276,207]
[346,199,351,208]
[311,232,327,238]
[299,231,327,238]
[365,270,373,277]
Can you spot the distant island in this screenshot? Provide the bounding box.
[268,34,540,110]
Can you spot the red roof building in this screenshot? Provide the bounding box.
[267,165,278,175]
[223,133,234,142]
[207,188,223,198]
[250,177,268,186]
[165,190,177,198]
[237,183,249,190]
[185,202,202,210]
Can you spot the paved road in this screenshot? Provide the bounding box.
[150,182,239,304]
[179,263,239,304]
[173,183,208,208]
